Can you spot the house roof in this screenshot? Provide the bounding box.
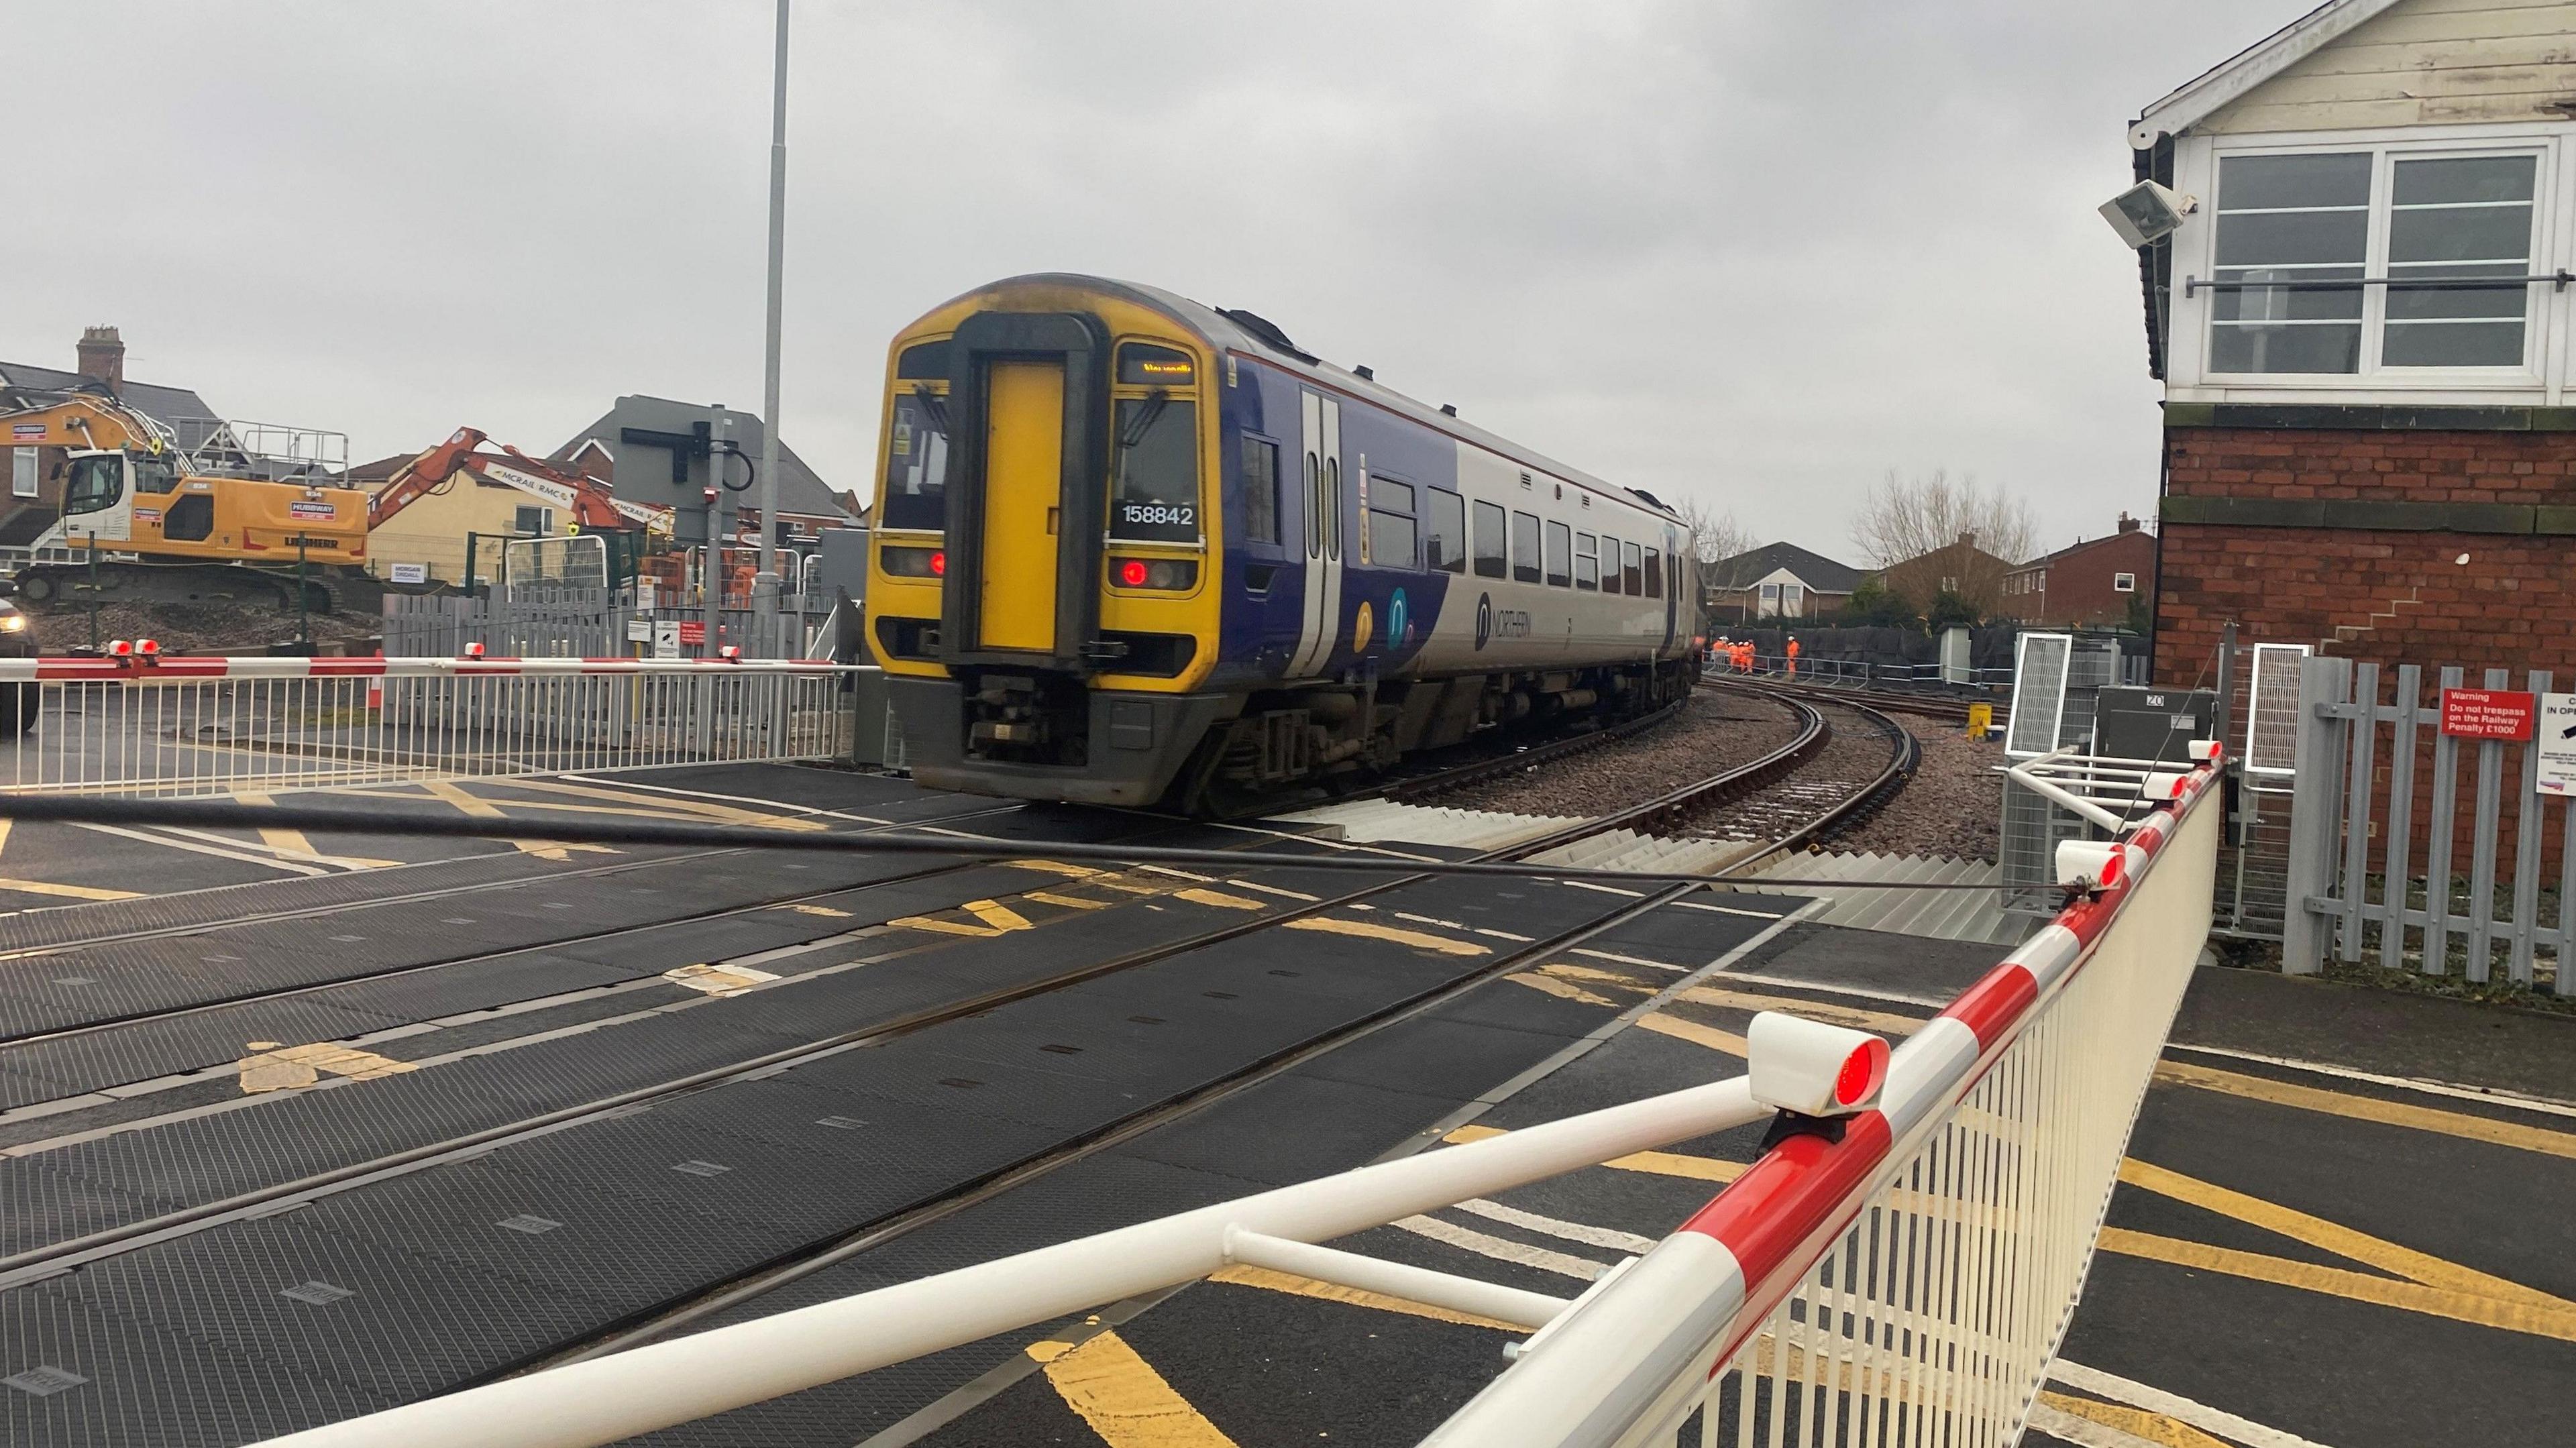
[1703,541,1866,594]
[0,361,221,438]
[2127,0,2404,148]
[2011,526,2156,571]
[551,399,854,521]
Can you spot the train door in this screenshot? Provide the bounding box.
[977,361,1065,651]
[1289,391,1342,675]
[1661,523,1680,653]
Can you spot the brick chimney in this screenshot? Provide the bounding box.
[75,326,125,395]
[2116,512,2140,533]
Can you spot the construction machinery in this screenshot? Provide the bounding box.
[3,393,366,609]
[366,427,672,593]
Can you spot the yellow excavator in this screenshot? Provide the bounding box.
[1,394,370,609]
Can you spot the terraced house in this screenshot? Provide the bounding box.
[2128,0,2576,681]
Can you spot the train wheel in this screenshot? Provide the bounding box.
[15,572,55,604]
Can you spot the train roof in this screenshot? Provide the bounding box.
[951,274,1678,523]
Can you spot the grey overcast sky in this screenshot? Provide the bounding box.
[4,1,2311,560]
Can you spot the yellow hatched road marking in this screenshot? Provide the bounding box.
[2033,1390,2235,1448]
[0,877,143,901]
[1207,1264,1525,1331]
[1025,891,1112,910]
[1006,859,1106,878]
[1172,887,1264,911]
[1505,972,1620,1007]
[966,899,1032,930]
[1281,917,1487,956]
[1443,1123,1745,1184]
[663,963,782,997]
[1635,1012,1750,1058]
[2153,1058,2576,1162]
[777,903,853,918]
[1026,1330,1239,1447]
[2118,1157,2573,1313]
[2096,1227,2576,1343]
[229,792,397,869]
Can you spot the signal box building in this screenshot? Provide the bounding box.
[2131,0,2576,682]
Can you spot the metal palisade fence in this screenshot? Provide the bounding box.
[231,749,2223,1448]
[2279,653,2575,995]
[0,655,863,797]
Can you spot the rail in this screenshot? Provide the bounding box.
[0,652,861,795]
[232,741,2216,1448]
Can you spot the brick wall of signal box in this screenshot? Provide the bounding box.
[2155,424,2576,889]
[2153,426,2576,692]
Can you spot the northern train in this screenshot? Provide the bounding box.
[862,274,1700,814]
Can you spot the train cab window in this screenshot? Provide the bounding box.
[895,341,952,380]
[1510,510,1542,583]
[1111,393,1199,541]
[1240,437,1280,545]
[1599,535,1623,593]
[1424,488,1466,573]
[1623,541,1644,595]
[1574,533,1599,591]
[881,388,950,532]
[1544,520,1571,587]
[1644,547,1663,599]
[1366,476,1417,568]
[1472,500,1507,578]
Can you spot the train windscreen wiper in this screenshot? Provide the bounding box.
[912,384,949,435]
[1118,388,1169,449]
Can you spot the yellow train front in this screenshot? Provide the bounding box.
[864,274,1699,814]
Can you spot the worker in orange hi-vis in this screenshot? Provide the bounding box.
[1785,635,1801,679]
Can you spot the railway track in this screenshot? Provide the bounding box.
[0,698,1926,1431]
[1730,673,2007,730]
[1678,683,1922,867]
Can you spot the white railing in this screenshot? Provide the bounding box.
[239,750,2222,1448]
[0,654,863,796]
[1421,750,2222,1448]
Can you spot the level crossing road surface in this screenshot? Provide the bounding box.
[0,762,2567,1447]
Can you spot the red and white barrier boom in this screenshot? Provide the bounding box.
[1419,744,2223,1448]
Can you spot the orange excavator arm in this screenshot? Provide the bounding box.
[365,427,488,529]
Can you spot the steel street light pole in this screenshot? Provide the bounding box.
[751,0,790,651]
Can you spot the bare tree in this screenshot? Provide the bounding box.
[1666,495,1752,620]
[1847,469,2036,615]
[1670,494,1752,566]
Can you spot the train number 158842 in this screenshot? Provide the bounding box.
[1118,502,1195,527]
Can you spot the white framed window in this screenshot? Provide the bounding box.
[1758,581,1781,616]
[10,447,36,500]
[1940,575,1959,594]
[2203,141,2546,379]
[514,504,553,537]
[2114,571,2137,593]
[1780,582,1805,616]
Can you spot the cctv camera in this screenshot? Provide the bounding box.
[2099,180,2197,249]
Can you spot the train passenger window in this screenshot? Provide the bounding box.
[880,389,950,532]
[1644,547,1662,598]
[1574,533,1599,591]
[1424,488,1466,573]
[1366,476,1417,569]
[1240,438,1280,545]
[1472,500,1507,578]
[1623,541,1644,595]
[1598,535,1621,593]
[1305,453,1323,558]
[1510,510,1541,583]
[1544,520,1571,588]
[1110,396,1199,542]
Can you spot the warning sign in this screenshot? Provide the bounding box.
[2538,694,2576,797]
[677,620,707,646]
[2439,688,2536,741]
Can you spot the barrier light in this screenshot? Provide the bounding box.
[108,639,133,657]
[718,646,742,661]
[2055,838,2135,892]
[462,642,486,659]
[135,638,160,657]
[1747,1012,1889,1117]
[2187,738,2224,763]
[2139,770,2189,801]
